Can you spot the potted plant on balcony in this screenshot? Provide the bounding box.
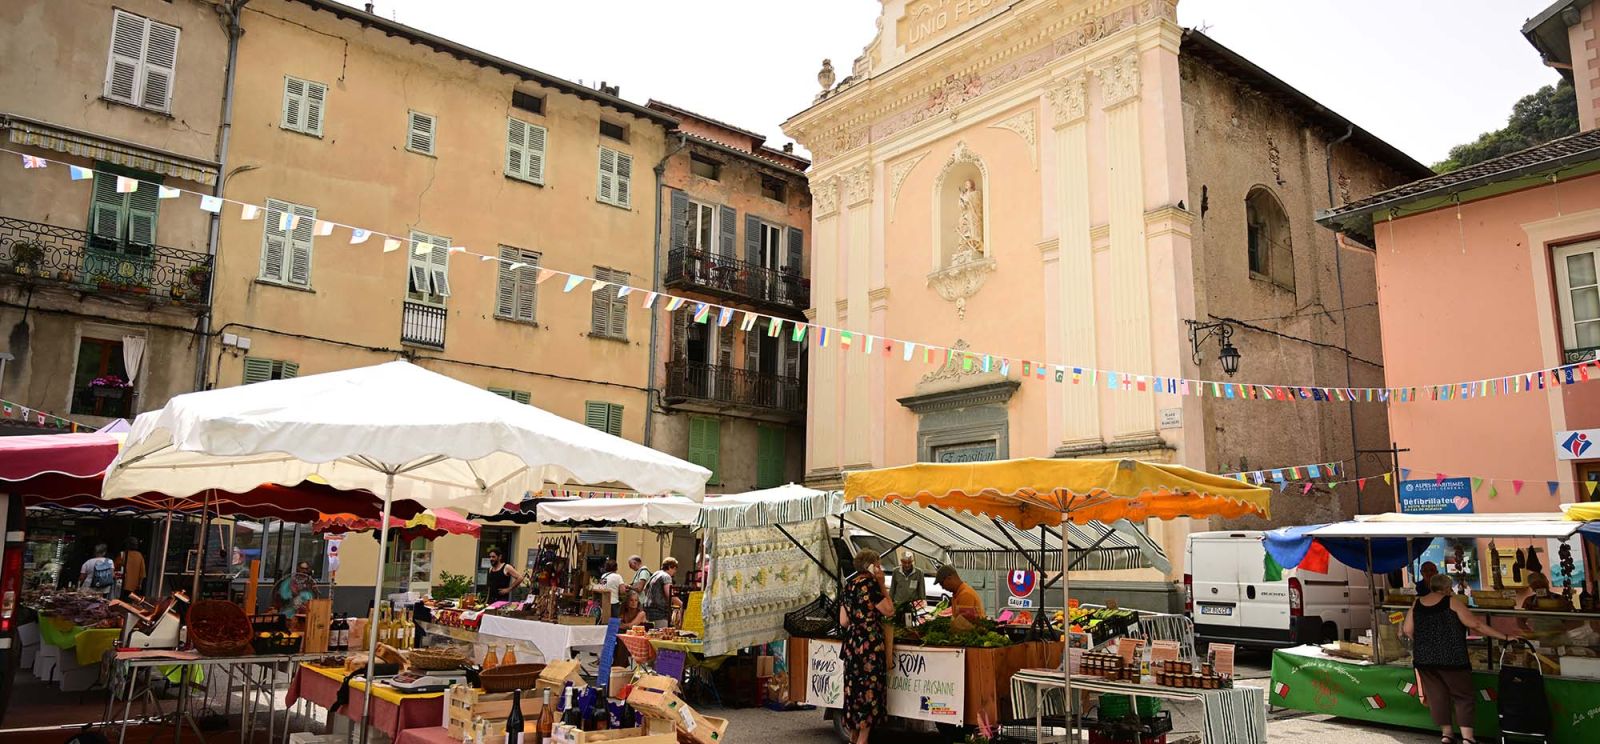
[186,263,211,289]
[170,284,188,301]
[89,375,133,400]
[91,273,115,292]
[9,239,44,276]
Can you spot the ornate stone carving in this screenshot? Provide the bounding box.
[920,340,981,386]
[812,177,839,218]
[887,150,929,218]
[844,164,872,206]
[1095,50,1141,108]
[926,252,996,321]
[953,179,984,262]
[1268,135,1284,185]
[816,59,835,96]
[1047,75,1088,128]
[987,109,1038,167]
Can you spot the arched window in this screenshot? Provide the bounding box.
[1245,187,1294,290]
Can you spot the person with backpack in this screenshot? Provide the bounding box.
[79,543,116,596]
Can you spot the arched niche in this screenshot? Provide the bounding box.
[931,141,991,271]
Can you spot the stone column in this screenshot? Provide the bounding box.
[842,163,874,470]
[1099,49,1157,439]
[805,176,841,482]
[1048,73,1102,453]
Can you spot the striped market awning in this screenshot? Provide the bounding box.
[844,502,1169,573]
[4,115,218,186]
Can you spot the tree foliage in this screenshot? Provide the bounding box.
[1433,79,1578,172]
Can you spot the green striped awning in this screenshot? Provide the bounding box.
[5,116,218,186]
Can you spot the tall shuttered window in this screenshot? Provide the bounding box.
[406,111,436,156]
[756,426,785,489]
[242,357,299,384]
[407,230,451,307]
[495,246,540,323]
[688,417,721,485]
[584,402,624,437]
[589,266,628,339]
[260,199,316,287]
[281,76,327,136]
[506,117,547,184]
[597,146,632,208]
[88,168,161,252]
[104,10,179,112]
[489,387,531,404]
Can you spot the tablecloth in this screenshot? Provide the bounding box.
[475,614,608,662]
[394,727,459,744]
[38,615,121,666]
[1009,668,1266,744]
[287,664,443,738]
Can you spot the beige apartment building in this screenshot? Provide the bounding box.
[785,0,1430,610]
[0,0,227,431]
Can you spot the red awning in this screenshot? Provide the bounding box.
[0,433,120,480]
[314,508,480,540]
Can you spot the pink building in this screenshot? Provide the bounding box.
[1318,0,1600,509]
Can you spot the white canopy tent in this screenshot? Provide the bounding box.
[536,496,702,527]
[1308,512,1582,540]
[102,361,710,740]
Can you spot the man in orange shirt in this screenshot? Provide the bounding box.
[936,565,986,620]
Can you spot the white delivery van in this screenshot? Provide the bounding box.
[1185,530,1373,649]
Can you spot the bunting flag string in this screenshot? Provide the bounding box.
[0,396,89,432]
[11,145,1600,407]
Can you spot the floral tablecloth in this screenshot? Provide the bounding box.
[701,519,833,656]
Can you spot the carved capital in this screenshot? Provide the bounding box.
[926,255,996,321]
[868,286,891,312]
[988,109,1038,168]
[813,178,839,218]
[1047,75,1088,128]
[1094,50,1141,108]
[844,164,873,206]
[887,151,929,219]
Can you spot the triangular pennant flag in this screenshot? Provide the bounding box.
[999,358,1011,376]
[69,165,93,180]
[537,268,557,285]
[768,317,783,336]
[1302,482,1313,495]
[590,280,611,294]
[240,204,260,220]
[1435,472,1446,485]
[1400,468,1411,481]
[1512,480,1524,495]
[563,275,585,293]
[1357,478,1368,492]
[412,240,431,256]
[791,324,807,343]
[199,195,223,214]
[665,296,685,311]
[1549,481,1561,496]
[739,312,758,332]
[313,219,335,236]
[20,154,48,169]
[116,175,139,193]
[1588,481,1599,498]
[382,237,401,253]
[350,228,371,244]
[644,291,660,308]
[1489,486,1499,499]
[157,185,181,199]
[1471,477,1483,492]
[1383,472,1393,485]
[693,303,711,323]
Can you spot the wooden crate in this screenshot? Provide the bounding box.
[572,728,674,744]
[301,599,332,654]
[445,686,543,741]
[679,714,727,744]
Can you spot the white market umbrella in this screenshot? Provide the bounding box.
[696,483,848,530]
[102,361,709,740]
[537,496,702,527]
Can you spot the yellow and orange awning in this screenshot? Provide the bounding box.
[844,458,1270,529]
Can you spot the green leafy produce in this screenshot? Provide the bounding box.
[914,616,1012,648]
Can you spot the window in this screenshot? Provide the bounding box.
[242,356,299,384]
[260,199,315,287]
[599,120,628,143]
[590,266,628,339]
[281,76,327,136]
[758,222,784,270]
[407,230,451,307]
[88,169,160,251]
[1244,187,1294,290]
[1556,241,1600,360]
[584,401,624,437]
[489,387,531,404]
[495,246,540,323]
[511,91,544,116]
[691,153,720,181]
[756,426,785,488]
[688,200,718,252]
[505,117,547,184]
[406,111,436,156]
[760,174,785,202]
[597,146,632,208]
[71,336,132,417]
[688,417,721,484]
[104,10,179,112]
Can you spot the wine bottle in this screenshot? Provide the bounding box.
[536,688,554,742]
[506,688,527,744]
[562,686,580,728]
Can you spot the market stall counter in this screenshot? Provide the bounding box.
[287,662,446,739]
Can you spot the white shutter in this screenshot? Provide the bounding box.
[597,147,616,204]
[525,123,546,183]
[304,81,326,136]
[140,20,179,112]
[289,203,316,286]
[262,199,290,281]
[409,263,429,294]
[614,151,632,208]
[429,240,450,297]
[505,118,526,177]
[282,77,305,131]
[407,111,435,155]
[606,268,628,338]
[495,246,517,318]
[105,11,145,104]
[517,253,538,321]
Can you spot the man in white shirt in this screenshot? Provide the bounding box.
[628,555,652,595]
[79,543,116,596]
[592,559,624,615]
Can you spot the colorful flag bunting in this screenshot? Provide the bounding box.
[20,155,47,169]
[158,185,181,199]
[240,204,260,220]
[791,324,807,343]
[382,238,401,253]
[590,280,610,294]
[69,165,92,180]
[116,175,138,193]
[563,275,585,293]
[644,292,660,308]
[903,342,916,361]
[692,303,710,323]
[200,195,223,214]
[314,219,335,236]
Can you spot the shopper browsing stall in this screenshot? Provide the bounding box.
[79,543,116,596]
[592,559,624,615]
[642,557,677,625]
[628,555,651,596]
[485,548,526,600]
[840,549,894,744]
[1402,573,1519,744]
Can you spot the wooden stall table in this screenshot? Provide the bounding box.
[286,663,445,739]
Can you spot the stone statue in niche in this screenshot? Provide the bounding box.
[953,178,984,264]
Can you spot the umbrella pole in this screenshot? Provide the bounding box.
[152,508,175,598]
[359,473,396,744]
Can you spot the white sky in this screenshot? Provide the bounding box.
[338,0,1563,166]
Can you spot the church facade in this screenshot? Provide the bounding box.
[784,0,1431,608]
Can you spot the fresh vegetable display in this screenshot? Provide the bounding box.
[1059,606,1139,645]
[903,615,1012,648]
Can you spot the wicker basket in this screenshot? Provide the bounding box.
[188,600,253,657]
[479,662,546,693]
[407,647,469,671]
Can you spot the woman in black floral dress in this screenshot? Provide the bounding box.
[840,549,895,744]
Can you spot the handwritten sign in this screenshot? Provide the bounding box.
[1150,640,1180,666]
[805,640,966,723]
[1117,637,1144,664]
[1210,643,1236,677]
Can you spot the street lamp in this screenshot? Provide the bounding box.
[1186,320,1241,377]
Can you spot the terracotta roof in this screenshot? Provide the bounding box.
[647,100,768,143]
[1317,127,1600,244]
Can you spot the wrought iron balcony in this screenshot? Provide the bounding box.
[663,249,808,314]
[664,360,803,419]
[401,301,447,348]
[1566,346,1599,365]
[0,216,211,308]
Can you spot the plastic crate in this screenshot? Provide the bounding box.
[1097,693,1163,718]
[1084,710,1174,741]
[993,716,1072,744]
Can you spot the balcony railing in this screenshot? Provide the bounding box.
[402,301,446,348]
[663,249,808,314]
[1566,346,1599,365]
[664,360,803,418]
[0,216,211,308]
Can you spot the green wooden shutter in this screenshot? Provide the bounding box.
[283,77,305,131]
[606,269,628,339]
[506,118,526,178]
[89,173,125,242]
[512,390,531,405]
[125,177,160,248]
[786,227,803,273]
[597,147,617,204]
[721,206,739,259]
[280,361,299,379]
[584,401,608,431]
[304,80,327,136]
[744,214,761,266]
[605,403,623,437]
[242,357,273,384]
[614,151,632,208]
[669,189,689,253]
[489,387,516,400]
[689,417,721,484]
[288,203,316,286]
[261,199,290,281]
[756,426,784,488]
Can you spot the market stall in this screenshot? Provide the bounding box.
[1264,512,1600,743]
[833,458,1271,741]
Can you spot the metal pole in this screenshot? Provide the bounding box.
[152,508,175,597]
[359,472,397,744]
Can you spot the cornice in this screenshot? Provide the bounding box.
[1037,237,1060,262]
[897,380,1022,415]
